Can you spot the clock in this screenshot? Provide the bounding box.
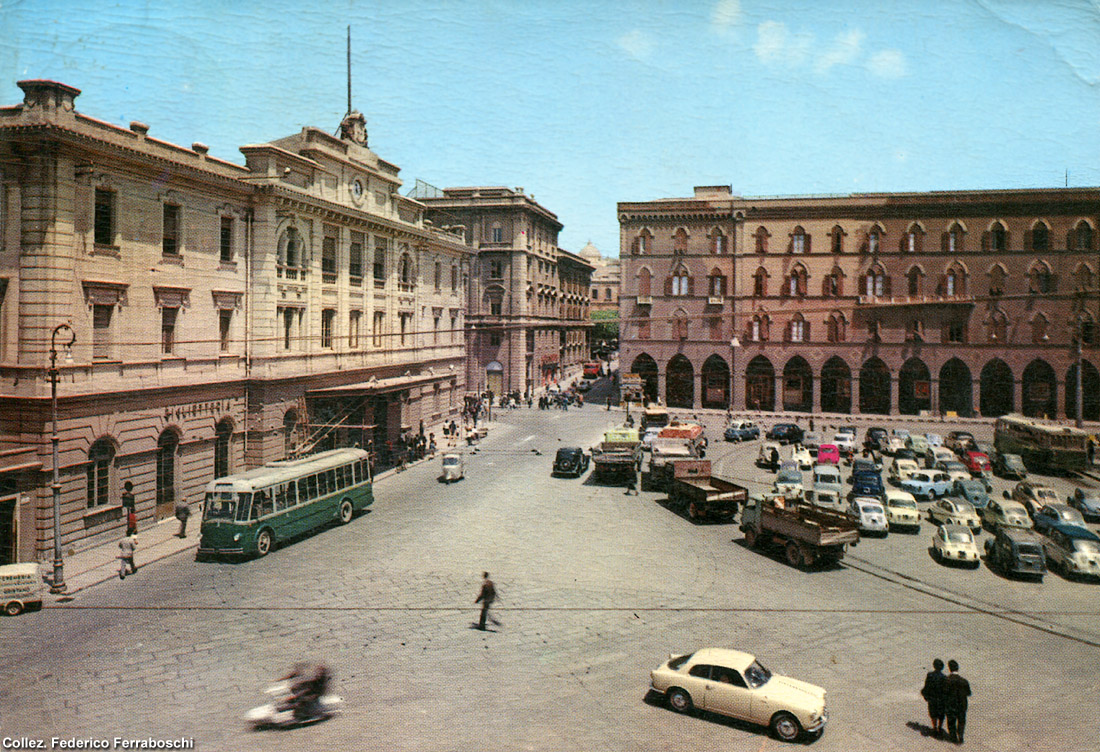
[350,178,364,200]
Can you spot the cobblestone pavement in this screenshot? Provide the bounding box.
[3,404,1099,752]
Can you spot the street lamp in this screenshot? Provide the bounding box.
[49,323,75,593]
[1074,315,1084,429]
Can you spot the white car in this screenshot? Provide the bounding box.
[936,460,971,484]
[928,497,981,531]
[790,445,814,470]
[888,458,920,485]
[848,497,888,536]
[831,433,855,456]
[440,453,465,483]
[883,489,921,532]
[642,427,662,452]
[925,446,956,469]
[885,435,908,456]
[932,524,981,567]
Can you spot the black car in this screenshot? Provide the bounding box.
[863,427,888,452]
[552,447,589,477]
[766,423,804,445]
[984,527,1046,580]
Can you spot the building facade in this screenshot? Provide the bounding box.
[0,80,470,563]
[580,241,620,315]
[416,186,593,397]
[619,185,1100,419]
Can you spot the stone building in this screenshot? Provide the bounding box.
[581,241,620,315]
[0,80,470,563]
[618,185,1100,419]
[415,186,593,396]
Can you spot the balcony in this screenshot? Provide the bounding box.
[707,295,724,306]
[637,295,652,305]
[857,293,975,308]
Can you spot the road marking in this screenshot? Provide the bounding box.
[520,435,536,443]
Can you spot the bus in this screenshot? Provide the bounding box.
[198,448,372,558]
[993,414,1089,474]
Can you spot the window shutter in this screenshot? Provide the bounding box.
[805,235,812,253]
[821,276,830,296]
[981,231,991,252]
[883,275,892,296]
[781,279,789,298]
[784,321,791,342]
[1023,230,1033,251]
[1066,230,1076,252]
[631,237,639,254]
[836,276,843,296]
[797,274,806,296]
[687,276,695,296]
[937,274,946,295]
[664,276,673,296]
[941,232,949,253]
[898,235,907,253]
[804,321,811,342]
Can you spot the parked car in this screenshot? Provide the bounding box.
[935,460,971,484]
[648,648,828,742]
[790,445,814,471]
[932,524,981,567]
[440,453,465,483]
[1040,523,1100,579]
[928,497,981,531]
[851,458,881,476]
[801,431,823,452]
[924,432,943,447]
[945,430,976,455]
[848,472,885,502]
[980,499,1033,532]
[952,478,990,513]
[831,432,855,458]
[808,467,844,511]
[1010,482,1060,517]
[1032,503,1087,535]
[767,423,804,445]
[963,451,994,490]
[984,527,1046,579]
[905,435,930,461]
[883,489,921,532]
[774,467,804,497]
[805,486,844,512]
[894,448,918,463]
[1067,487,1100,522]
[901,470,952,500]
[812,465,843,494]
[848,497,888,536]
[892,428,911,443]
[757,441,783,470]
[925,446,956,470]
[991,451,1028,480]
[888,458,920,486]
[884,435,908,456]
[642,426,663,452]
[863,426,888,453]
[552,447,589,477]
[816,444,841,466]
[725,420,760,442]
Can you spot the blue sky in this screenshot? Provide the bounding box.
[4,0,1099,257]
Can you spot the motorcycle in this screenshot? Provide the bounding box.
[244,680,343,729]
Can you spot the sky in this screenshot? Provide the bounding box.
[3,0,1099,257]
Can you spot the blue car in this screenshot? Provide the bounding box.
[952,478,990,512]
[724,420,760,442]
[1032,503,1087,536]
[847,471,885,501]
[900,470,952,500]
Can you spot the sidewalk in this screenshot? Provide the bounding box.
[48,418,504,601]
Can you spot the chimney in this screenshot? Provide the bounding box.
[192,142,209,157]
[17,79,80,117]
[129,121,150,137]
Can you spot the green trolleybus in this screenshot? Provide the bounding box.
[198,448,372,558]
[993,414,1089,474]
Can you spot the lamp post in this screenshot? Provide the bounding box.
[1075,315,1084,429]
[49,323,75,593]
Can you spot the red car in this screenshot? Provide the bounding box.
[816,444,841,465]
[963,451,994,489]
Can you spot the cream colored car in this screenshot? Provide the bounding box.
[649,647,827,742]
[884,489,921,532]
[888,458,919,485]
[932,524,981,567]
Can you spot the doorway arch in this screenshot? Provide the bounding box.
[939,358,973,417]
[979,359,1014,417]
[1065,360,1100,421]
[667,355,694,408]
[820,356,851,413]
[629,353,659,404]
[898,358,931,415]
[859,358,891,414]
[1022,359,1057,418]
[745,356,775,412]
[701,355,730,409]
[782,356,813,413]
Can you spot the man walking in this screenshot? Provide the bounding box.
[920,658,946,737]
[118,534,137,579]
[474,572,498,630]
[174,498,191,538]
[944,659,971,744]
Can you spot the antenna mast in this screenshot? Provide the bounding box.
[347,25,352,117]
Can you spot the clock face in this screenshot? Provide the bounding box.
[351,179,363,199]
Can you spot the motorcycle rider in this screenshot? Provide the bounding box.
[278,662,332,721]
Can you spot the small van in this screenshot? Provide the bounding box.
[1,562,45,616]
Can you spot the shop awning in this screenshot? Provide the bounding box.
[306,372,446,397]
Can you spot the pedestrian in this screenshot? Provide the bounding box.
[944,659,971,744]
[809,416,815,432]
[121,481,137,536]
[174,497,191,538]
[921,658,946,738]
[474,571,499,630]
[118,534,137,579]
[624,468,639,495]
[607,397,613,411]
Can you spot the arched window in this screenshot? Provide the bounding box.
[86,438,115,509]
[673,228,688,254]
[990,221,1007,252]
[790,226,809,254]
[946,222,965,253]
[284,409,298,457]
[749,314,770,342]
[1075,264,1094,293]
[1029,262,1055,294]
[788,314,807,343]
[632,229,652,255]
[398,254,414,290]
[823,267,843,297]
[753,267,768,297]
[867,226,882,254]
[668,267,691,296]
[490,221,503,243]
[708,268,727,297]
[830,225,845,254]
[278,227,304,279]
[989,264,1007,296]
[864,266,889,297]
[943,264,967,296]
[1032,314,1049,343]
[903,224,923,253]
[1031,221,1050,252]
[1075,220,1094,251]
[711,228,728,254]
[989,311,1008,342]
[673,310,689,339]
[637,267,652,297]
[907,266,923,296]
[754,226,769,254]
[214,419,233,479]
[156,429,179,512]
[785,265,807,297]
[827,313,846,343]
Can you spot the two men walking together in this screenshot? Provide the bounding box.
[922,658,972,744]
